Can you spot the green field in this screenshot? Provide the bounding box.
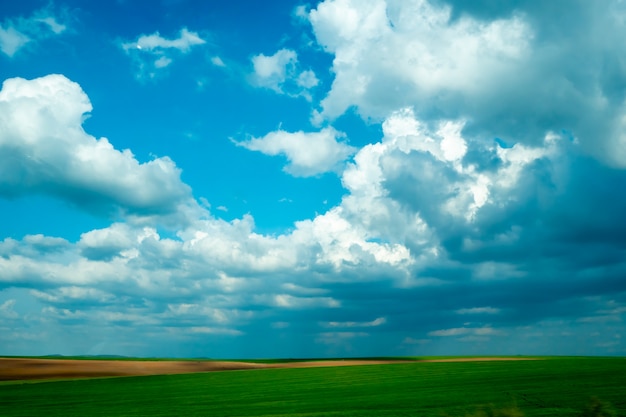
[1,357,625,416]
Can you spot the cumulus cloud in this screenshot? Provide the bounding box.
[0,6,69,57]
[2,98,626,356]
[250,48,319,99]
[236,127,355,176]
[121,28,206,79]
[307,0,626,167]
[4,1,626,356]
[309,0,531,120]
[0,74,193,222]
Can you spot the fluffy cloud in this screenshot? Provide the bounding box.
[2,78,626,356]
[121,28,206,79]
[309,0,531,120]
[0,6,68,57]
[0,74,193,222]
[307,0,626,167]
[2,111,626,357]
[250,48,319,99]
[236,127,355,176]
[4,0,626,356]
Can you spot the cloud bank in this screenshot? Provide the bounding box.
[2,71,626,357]
[2,0,626,357]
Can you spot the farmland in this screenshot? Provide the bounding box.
[1,357,625,416]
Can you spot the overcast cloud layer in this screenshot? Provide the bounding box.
[1,0,625,358]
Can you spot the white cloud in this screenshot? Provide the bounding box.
[324,317,386,327]
[428,326,501,337]
[309,0,532,121]
[271,294,340,309]
[308,0,626,168]
[154,56,173,68]
[211,56,226,67]
[31,287,114,304]
[296,69,319,89]
[250,48,319,99]
[252,48,297,81]
[0,300,18,319]
[125,28,205,52]
[293,5,309,21]
[3,65,626,356]
[236,127,355,176]
[473,261,526,281]
[188,327,242,335]
[36,17,66,34]
[292,207,414,272]
[121,28,206,79]
[0,74,193,222]
[0,88,579,340]
[0,6,68,57]
[344,107,561,230]
[0,26,30,57]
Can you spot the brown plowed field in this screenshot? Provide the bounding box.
[0,357,536,381]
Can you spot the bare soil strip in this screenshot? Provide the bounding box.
[0,357,536,381]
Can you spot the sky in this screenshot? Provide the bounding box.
[1,0,626,359]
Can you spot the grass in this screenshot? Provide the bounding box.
[1,357,625,416]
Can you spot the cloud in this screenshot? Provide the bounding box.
[188,327,242,335]
[309,0,531,120]
[236,127,355,176]
[323,317,386,328]
[0,300,18,319]
[0,74,193,222]
[211,56,226,67]
[124,28,205,52]
[0,6,69,57]
[270,294,340,309]
[250,48,319,99]
[307,0,626,168]
[121,28,206,79]
[0,26,30,57]
[3,83,626,357]
[429,326,501,337]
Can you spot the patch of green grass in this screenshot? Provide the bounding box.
[1,357,625,416]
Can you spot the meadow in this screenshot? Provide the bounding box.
[1,357,625,416]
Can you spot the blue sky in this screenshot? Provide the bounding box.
[1,0,626,358]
